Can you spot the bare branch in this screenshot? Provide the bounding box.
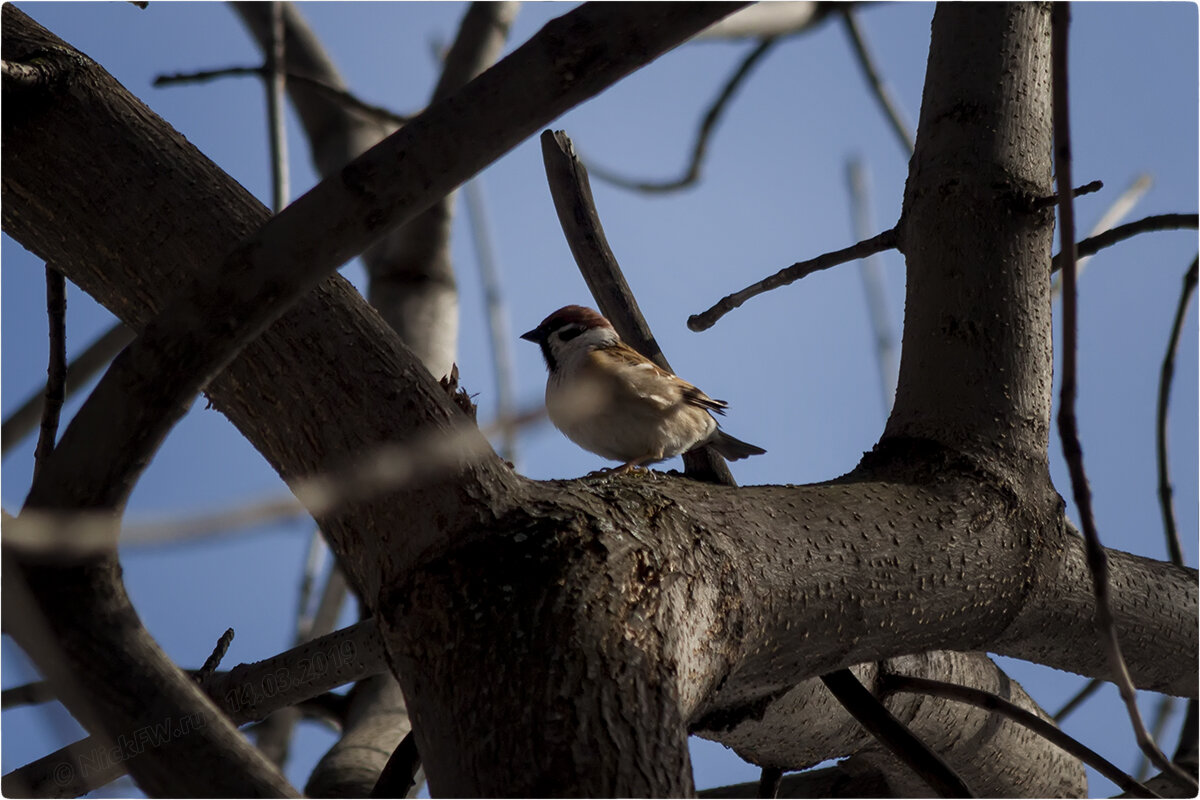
[1051,8,1196,793]
[3,619,386,797]
[881,674,1158,798]
[196,628,235,685]
[1156,256,1197,567]
[540,128,735,485]
[154,64,411,126]
[840,7,914,154]
[819,669,974,798]
[1,321,134,458]
[1051,174,1151,295]
[587,37,780,193]
[1052,677,1103,722]
[688,227,898,331]
[1051,213,1199,273]
[32,266,67,483]
[1137,696,1181,781]
[265,2,289,212]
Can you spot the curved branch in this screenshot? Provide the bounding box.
[586,37,780,193]
[881,674,1157,798]
[1051,213,1199,273]
[1156,256,1197,566]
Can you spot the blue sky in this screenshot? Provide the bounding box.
[2,3,1196,795]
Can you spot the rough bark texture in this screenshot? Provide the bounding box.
[2,2,1196,797]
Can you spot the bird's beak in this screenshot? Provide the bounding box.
[519,327,539,342]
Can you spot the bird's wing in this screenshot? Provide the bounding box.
[589,345,728,415]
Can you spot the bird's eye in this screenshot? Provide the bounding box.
[557,325,584,342]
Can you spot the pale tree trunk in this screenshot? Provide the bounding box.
[1,3,1195,797]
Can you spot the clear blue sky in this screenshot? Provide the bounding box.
[3,3,1196,796]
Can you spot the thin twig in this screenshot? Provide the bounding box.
[688,227,899,331]
[540,128,735,485]
[1053,677,1103,722]
[840,7,914,154]
[1051,174,1151,296]
[1051,214,1199,273]
[882,674,1159,798]
[586,37,780,193]
[3,406,547,558]
[154,65,411,126]
[756,767,783,799]
[1050,9,1197,793]
[1155,256,1197,567]
[265,2,289,212]
[819,670,973,797]
[463,178,518,464]
[196,628,235,685]
[1137,696,1180,781]
[846,158,897,418]
[2,321,134,457]
[32,266,67,483]
[1033,179,1104,210]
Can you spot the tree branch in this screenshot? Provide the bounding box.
[688,227,899,331]
[1155,256,1197,566]
[1051,7,1196,792]
[540,128,737,484]
[586,37,781,193]
[881,674,1158,798]
[32,265,67,483]
[1,321,134,458]
[840,6,914,154]
[1051,213,1199,273]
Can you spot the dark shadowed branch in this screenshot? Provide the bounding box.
[154,65,411,125]
[1053,677,1103,722]
[1051,174,1152,296]
[1051,213,1199,273]
[31,266,67,483]
[1050,7,1196,793]
[688,227,898,331]
[820,669,973,798]
[1155,255,1197,567]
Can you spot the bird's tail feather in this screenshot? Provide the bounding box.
[708,430,766,461]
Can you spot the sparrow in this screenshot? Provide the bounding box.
[521,305,765,474]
